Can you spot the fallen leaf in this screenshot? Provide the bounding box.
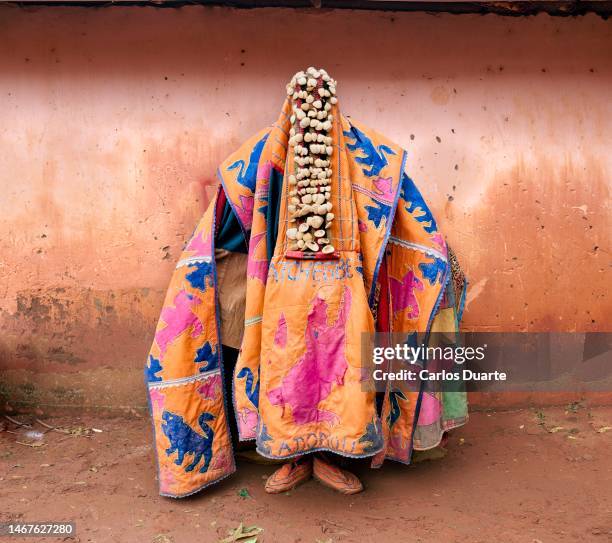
[596,426,612,433]
[548,426,564,433]
[219,523,263,543]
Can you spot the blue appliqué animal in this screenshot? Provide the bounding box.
[194,341,218,372]
[161,411,215,473]
[237,367,259,407]
[146,355,163,382]
[227,133,269,191]
[401,173,437,234]
[344,125,396,177]
[358,419,383,454]
[419,255,447,285]
[185,261,214,292]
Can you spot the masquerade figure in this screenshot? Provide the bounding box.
[145,68,468,497]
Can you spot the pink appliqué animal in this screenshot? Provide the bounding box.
[155,291,203,357]
[196,374,222,401]
[267,288,352,426]
[389,270,424,319]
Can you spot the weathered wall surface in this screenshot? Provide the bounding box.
[0,6,610,413]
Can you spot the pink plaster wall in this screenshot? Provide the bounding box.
[0,6,610,412]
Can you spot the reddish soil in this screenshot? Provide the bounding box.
[1,406,611,543]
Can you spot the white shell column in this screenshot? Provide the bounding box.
[285,67,338,255]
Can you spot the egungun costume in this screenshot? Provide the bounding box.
[146,68,468,497]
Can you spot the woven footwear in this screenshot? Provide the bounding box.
[264,457,313,494]
[312,455,364,495]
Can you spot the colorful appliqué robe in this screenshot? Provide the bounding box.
[145,97,468,497]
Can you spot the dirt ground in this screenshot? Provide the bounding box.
[1,406,611,543]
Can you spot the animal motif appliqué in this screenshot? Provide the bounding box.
[161,411,215,474]
[237,367,260,408]
[389,270,424,319]
[344,125,396,177]
[267,287,352,425]
[155,291,203,357]
[227,133,269,191]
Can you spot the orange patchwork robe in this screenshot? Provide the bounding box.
[145,97,468,497]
